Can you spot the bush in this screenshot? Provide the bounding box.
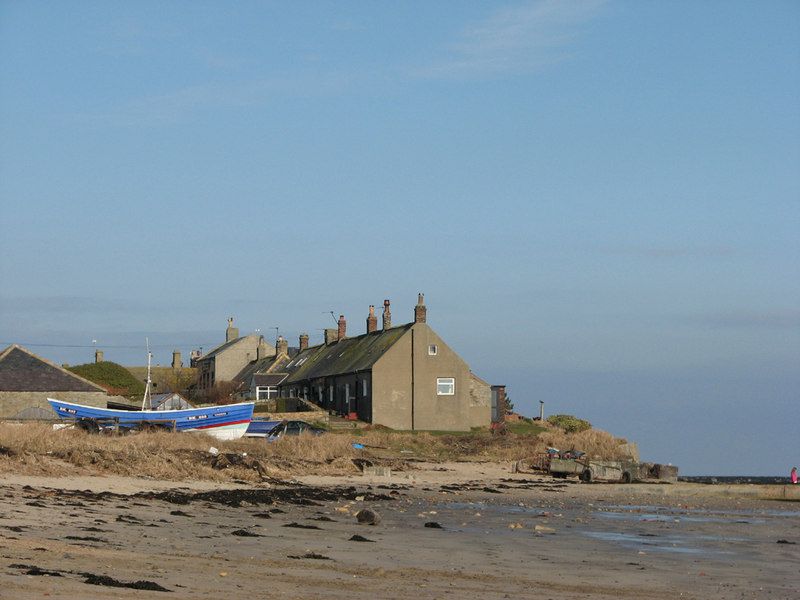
[546,414,591,433]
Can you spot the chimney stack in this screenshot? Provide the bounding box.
[256,336,267,360]
[382,299,392,330]
[337,314,347,340]
[276,336,288,355]
[94,349,104,363]
[324,328,338,345]
[225,317,239,342]
[172,350,182,369]
[299,333,309,351]
[366,305,377,333]
[414,293,427,324]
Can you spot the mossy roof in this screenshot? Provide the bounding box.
[283,324,413,384]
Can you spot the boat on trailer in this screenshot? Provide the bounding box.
[47,398,255,441]
[48,339,253,440]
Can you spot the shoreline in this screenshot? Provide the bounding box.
[3,460,800,500]
[2,463,798,599]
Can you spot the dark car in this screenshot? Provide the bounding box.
[245,419,326,441]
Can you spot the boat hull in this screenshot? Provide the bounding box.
[47,398,254,441]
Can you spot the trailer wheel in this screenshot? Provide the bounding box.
[621,471,632,484]
[580,469,592,483]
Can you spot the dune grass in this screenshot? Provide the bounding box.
[0,421,631,482]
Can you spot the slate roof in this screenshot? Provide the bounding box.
[0,345,106,392]
[233,348,299,385]
[195,336,248,362]
[253,373,288,386]
[283,324,413,384]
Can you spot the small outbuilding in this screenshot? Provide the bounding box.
[148,392,193,411]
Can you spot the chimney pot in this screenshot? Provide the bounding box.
[276,335,289,355]
[366,305,377,333]
[382,299,392,330]
[299,333,309,351]
[225,317,239,342]
[414,292,427,324]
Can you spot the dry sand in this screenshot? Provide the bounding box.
[1,463,798,599]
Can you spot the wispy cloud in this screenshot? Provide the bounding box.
[415,0,606,78]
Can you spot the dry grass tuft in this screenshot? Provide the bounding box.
[0,422,361,481]
[0,421,631,481]
[536,427,631,460]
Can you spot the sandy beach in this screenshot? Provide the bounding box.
[1,462,798,600]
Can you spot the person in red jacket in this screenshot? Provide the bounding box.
[791,467,798,484]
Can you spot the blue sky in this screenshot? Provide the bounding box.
[1,1,798,475]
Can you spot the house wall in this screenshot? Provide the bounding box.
[372,324,479,432]
[0,391,124,419]
[199,336,275,386]
[409,323,472,431]
[284,372,373,422]
[468,376,492,428]
[214,337,257,382]
[371,333,413,429]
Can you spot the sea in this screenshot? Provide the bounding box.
[679,476,790,485]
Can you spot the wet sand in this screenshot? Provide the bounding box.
[1,463,798,599]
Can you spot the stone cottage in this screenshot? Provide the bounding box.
[269,295,491,431]
[191,318,276,391]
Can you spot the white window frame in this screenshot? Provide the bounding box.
[436,377,455,396]
[256,386,277,401]
[362,378,368,396]
[428,344,438,356]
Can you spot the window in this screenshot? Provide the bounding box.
[428,344,438,356]
[362,379,368,396]
[256,386,277,401]
[437,377,455,395]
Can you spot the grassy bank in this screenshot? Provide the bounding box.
[0,422,632,482]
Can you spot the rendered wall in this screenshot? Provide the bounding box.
[0,391,123,419]
[373,324,476,431]
[371,333,413,430]
[408,323,472,431]
[468,376,492,428]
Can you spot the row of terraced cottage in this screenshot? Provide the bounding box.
[193,295,505,431]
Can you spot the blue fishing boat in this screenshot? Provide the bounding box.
[48,398,255,440]
[48,341,254,439]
